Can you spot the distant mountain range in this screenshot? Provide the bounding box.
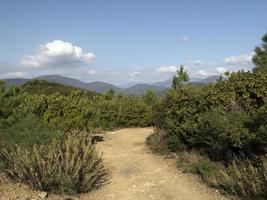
[2,74,223,95]
[152,75,221,88]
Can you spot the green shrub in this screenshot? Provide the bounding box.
[184,159,224,187]
[26,87,153,131]
[0,114,58,150]
[0,130,109,194]
[0,82,23,128]
[196,110,255,161]
[26,91,95,131]
[154,70,267,161]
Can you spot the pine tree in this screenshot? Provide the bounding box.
[172,65,190,89]
[252,33,267,73]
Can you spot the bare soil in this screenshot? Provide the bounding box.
[0,128,229,200]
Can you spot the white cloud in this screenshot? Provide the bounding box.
[196,70,216,77]
[157,65,178,73]
[0,71,26,78]
[129,70,141,77]
[216,67,227,74]
[8,71,25,77]
[88,69,97,75]
[21,40,95,68]
[179,35,189,42]
[188,60,204,65]
[223,53,253,66]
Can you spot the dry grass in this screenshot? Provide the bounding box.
[220,159,267,200]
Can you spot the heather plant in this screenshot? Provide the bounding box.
[0,130,109,194]
[180,154,267,200]
[219,158,267,199]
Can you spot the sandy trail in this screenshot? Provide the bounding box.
[0,128,229,200]
[81,127,228,200]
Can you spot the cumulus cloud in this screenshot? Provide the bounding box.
[216,67,227,74]
[21,40,95,68]
[196,70,216,77]
[157,65,178,73]
[223,53,253,66]
[179,35,189,42]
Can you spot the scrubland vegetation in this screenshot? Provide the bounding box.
[147,33,267,199]
[0,76,155,194]
[0,33,266,199]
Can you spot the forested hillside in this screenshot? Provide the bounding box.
[3,74,224,96]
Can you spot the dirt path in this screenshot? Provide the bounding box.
[80,128,228,200]
[0,128,229,200]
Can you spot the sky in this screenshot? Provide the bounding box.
[0,0,266,85]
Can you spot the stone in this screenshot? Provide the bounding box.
[39,191,48,199]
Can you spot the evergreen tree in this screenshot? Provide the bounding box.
[252,33,267,73]
[143,90,158,106]
[172,65,190,89]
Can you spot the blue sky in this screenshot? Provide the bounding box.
[0,0,266,85]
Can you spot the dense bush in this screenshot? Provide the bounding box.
[26,87,155,131]
[154,70,267,161]
[252,33,267,73]
[26,90,95,131]
[0,130,109,194]
[148,33,267,199]
[0,81,57,150]
[0,82,111,194]
[0,81,23,128]
[0,114,58,150]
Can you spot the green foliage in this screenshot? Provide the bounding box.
[0,114,58,150]
[196,110,254,161]
[26,87,153,131]
[0,82,57,151]
[0,81,23,128]
[118,96,152,127]
[172,65,189,89]
[149,35,267,199]
[104,88,115,100]
[154,70,267,161]
[0,130,109,194]
[22,80,98,97]
[252,33,267,73]
[143,90,158,106]
[184,159,224,187]
[26,90,95,131]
